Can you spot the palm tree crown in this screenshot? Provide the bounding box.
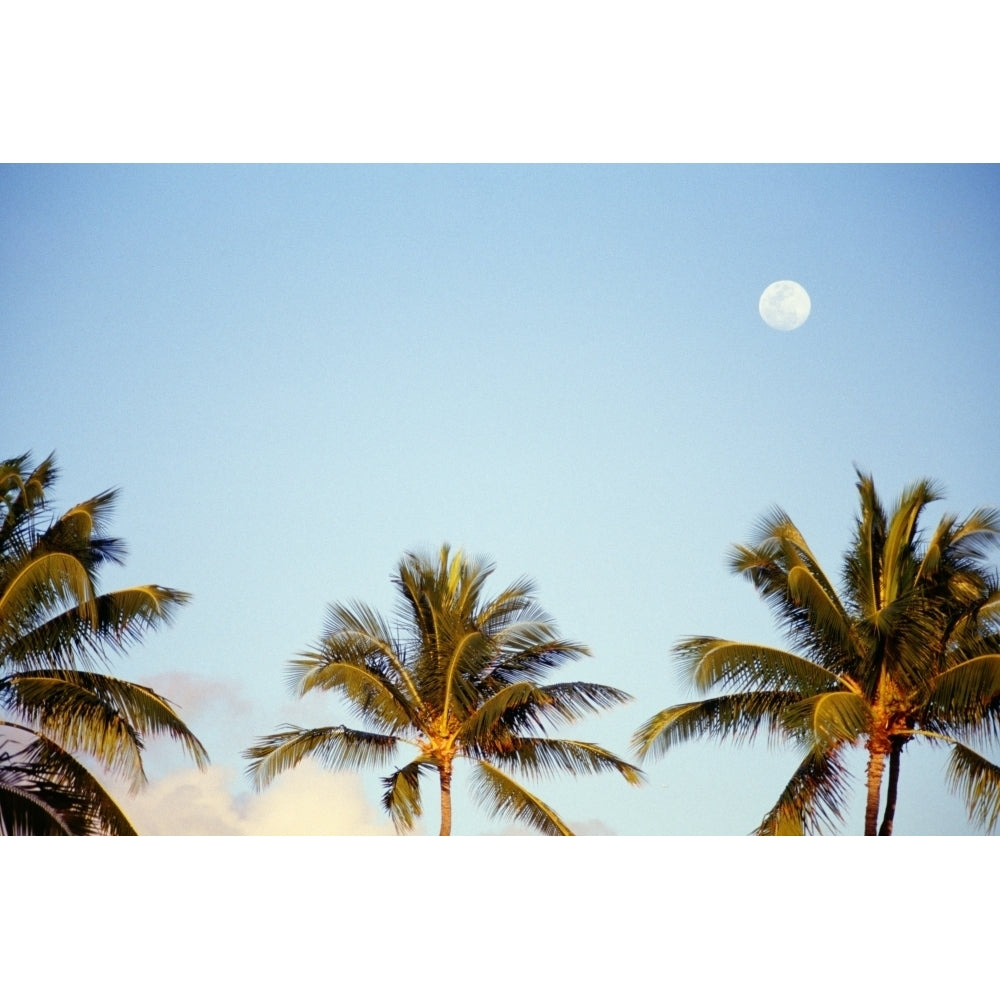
[245,545,642,834]
[632,472,1000,835]
[0,453,208,835]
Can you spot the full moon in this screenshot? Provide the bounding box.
[759,280,811,331]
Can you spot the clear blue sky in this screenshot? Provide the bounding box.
[4,164,999,835]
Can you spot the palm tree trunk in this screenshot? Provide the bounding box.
[864,748,886,836]
[438,760,453,836]
[878,742,902,836]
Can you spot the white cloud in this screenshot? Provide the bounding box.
[116,761,397,836]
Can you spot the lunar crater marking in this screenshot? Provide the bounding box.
[759,280,811,330]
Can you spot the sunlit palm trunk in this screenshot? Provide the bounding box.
[878,743,902,836]
[438,760,453,836]
[864,748,886,836]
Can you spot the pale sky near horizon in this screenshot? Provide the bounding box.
[5,163,1000,836]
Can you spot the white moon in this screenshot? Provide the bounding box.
[759,280,811,331]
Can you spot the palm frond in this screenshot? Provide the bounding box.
[946,743,1000,833]
[673,637,845,696]
[0,552,97,633]
[754,745,853,835]
[456,680,632,746]
[781,691,871,747]
[925,655,1000,737]
[3,670,208,790]
[0,727,136,835]
[380,758,433,833]
[1,586,191,673]
[632,691,798,761]
[484,632,591,686]
[469,759,574,835]
[244,724,398,790]
[288,648,417,732]
[483,736,643,785]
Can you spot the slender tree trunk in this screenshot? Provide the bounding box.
[438,760,453,836]
[878,742,902,836]
[864,748,886,836]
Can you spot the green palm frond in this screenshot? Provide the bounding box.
[786,564,856,656]
[673,637,846,696]
[754,746,853,836]
[484,634,591,686]
[1,586,191,673]
[0,727,136,835]
[925,655,1000,737]
[288,649,417,732]
[781,691,871,747]
[469,759,574,836]
[0,552,97,633]
[380,757,433,833]
[484,736,643,785]
[4,671,208,784]
[632,691,797,761]
[2,672,145,788]
[244,724,399,790]
[946,743,1000,833]
[456,680,632,746]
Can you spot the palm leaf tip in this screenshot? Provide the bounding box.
[470,760,574,835]
[946,744,1000,833]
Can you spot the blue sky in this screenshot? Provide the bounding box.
[4,163,1000,835]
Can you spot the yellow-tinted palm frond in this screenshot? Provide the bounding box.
[674,637,845,696]
[484,736,643,785]
[632,691,798,761]
[781,690,871,747]
[0,552,97,635]
[754,746,852,836]
[469,759,574,835]
[946,743,1000,833]
[925,655,1000,737]
[0,726,137,835]
[244,724,399,790]
[380,757,433,833]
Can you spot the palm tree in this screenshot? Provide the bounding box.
[632,472,1000,835]
[0,453,209,835]
[245,545,642,834]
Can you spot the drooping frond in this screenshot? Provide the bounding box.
[0,552,97,634]
[673,637,847,697]
[2,671,208,788]
[730,516,853,663]
[925,655,1000,739]
[0,727,137,835]
[483,631,591,686]
[946,743,1000,833]
[482,736,643,785]
[631,691,798,761]
[380,757,433,833]
[754,745,853,835]
[244,724,399,790]
[288,609,419,735]
[780,691,871,747]
[469,759,574,835]
[1,586,191,673]
[456,680,633,746]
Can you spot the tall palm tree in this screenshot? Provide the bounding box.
[632,473,1000,835]
[245,545,642,835]
[0,453,209,835]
